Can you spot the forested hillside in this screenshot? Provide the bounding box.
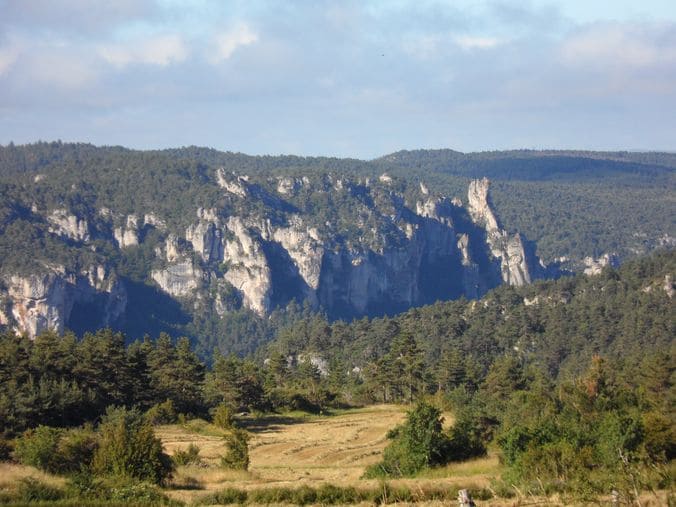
[1,251,672,502]
[1,142,673,265]
[1,249,672,435]
[0,142,673,357]
[264,249,675,383]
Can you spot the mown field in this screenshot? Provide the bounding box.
[159,405,508,505]
[1,405,669,506]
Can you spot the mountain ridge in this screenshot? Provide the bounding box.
[0,142,673,355]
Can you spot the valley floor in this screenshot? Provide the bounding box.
[160,405,508,504]
[1,405,669,505]
[156,405,667,506]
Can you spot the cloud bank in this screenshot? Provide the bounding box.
[0,0,674,157]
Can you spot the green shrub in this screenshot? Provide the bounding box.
[315,484,364,504]
[14,425,99,475]
[92,406,174,485]
[66,472,175,504]
[369,483,413,504]
[101,477,170,504]
[197,487,248,505]
[145,400,178,425]
[58,426,99,474]
[66,468,101,498]
[17,477,64,502]
[288,392,321,414]
[221,429,250,470]
[212,403,233,429]
[172,443,201,466]
[0,438,14,462]
[365,401,452,477]
[14,426,63,473]
[446,411,487,461]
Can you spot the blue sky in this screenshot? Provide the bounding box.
[0,0,675,158]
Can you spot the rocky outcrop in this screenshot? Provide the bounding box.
[467,178,540,286]
[664,275,674,298]
[1,172,559,336]
[151,260,202,298]
[0,266,126,337]
[169,235,183,262]
[153,176,543,318]
[467,178,500,232]
[271,217,324,296]
[47,209,90,242]
[114,215,140,248]
[217,168,249,197]
[221,217,272,315]
[582,253,620,276]
[186,208,224,263]
[277,177,302,195]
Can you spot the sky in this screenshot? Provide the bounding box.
[0,0,675,158]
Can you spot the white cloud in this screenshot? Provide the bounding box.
[210,23,258,63]
[99,34,188,67]
[26,50,97,89]
[560,22,676,68]
[454,35,502,50]
[402,32,503,60]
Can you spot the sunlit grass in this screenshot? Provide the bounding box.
[0,462,66,493]
[416,453,503,479]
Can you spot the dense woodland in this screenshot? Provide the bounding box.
[1,141,674,270]
[1,142,674,357]
[0,250,673,501]
[0,142,674,503]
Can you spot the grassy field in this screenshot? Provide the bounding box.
[2,406,669,505]
[158,405,513,505]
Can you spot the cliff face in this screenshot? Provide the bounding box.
[0,266,126,337]
[0,172,551,338]
[467,177,543,286]
[145,176,544,319]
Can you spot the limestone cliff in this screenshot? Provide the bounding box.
[0,266,126,337]
[467,178,542,286]
[119,175,546,319]
[114,215,140,248]
[0,171,556,337]
[221,217,272,315]
[47,209,90,242]
[151,260,202,298]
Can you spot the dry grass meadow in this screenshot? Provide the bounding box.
[2,405,670,505]
[160,405,511,505]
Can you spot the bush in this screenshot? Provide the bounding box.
[0,438,13,462]
[369,483,413,504]
[267,388,322,414]
[172,443,201,466]
[446,411,487,461]
[315,484,364,504]
[17,477,64,502]
[66,468,101,498]
[212,403,233,429]
[221,429,250,470]
[145,400,178,425]
[365,401,452,477]
[58,426,99,474]
[288,393,321,414]
[14,425,99,475]
[99,477,171,504]
[197,487,248,505]
[92,406,174,485]
[14,426,63,473]
[66,472,174,504]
